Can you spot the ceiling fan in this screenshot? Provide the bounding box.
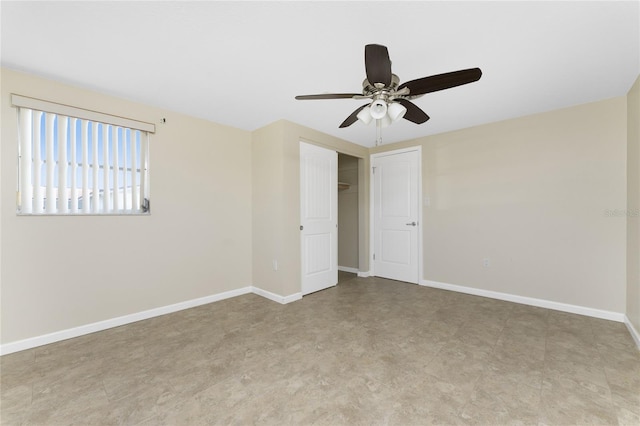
[295,44,482,131]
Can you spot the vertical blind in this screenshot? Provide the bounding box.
[13,95,154,215]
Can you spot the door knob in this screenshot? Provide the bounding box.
[406,222,417,226]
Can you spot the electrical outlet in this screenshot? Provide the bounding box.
[483,258,490,268]
[272,260,278,271]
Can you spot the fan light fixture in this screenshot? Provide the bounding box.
[369,99,388,119]
[357,100,407,126]
[356,99,408,145]
[356,106,373,124]
[379,114,392,128]
[387,102,407,122]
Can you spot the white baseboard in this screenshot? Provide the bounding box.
[6,279,632,356]
[251,286,302,304]
[421,279,625,322]
[624,315,640,349]
[0,286,253,356]
[0,284,307,356]
[338,266,359,274]
[357,271,370,278]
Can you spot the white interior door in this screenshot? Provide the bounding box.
[372,148,420,284]
[300,142,338,295]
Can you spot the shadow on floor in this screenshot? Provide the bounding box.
[338,270,357,284]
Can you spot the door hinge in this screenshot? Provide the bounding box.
[372,166,376,174]
[373,253,375,260]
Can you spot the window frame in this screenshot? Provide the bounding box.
[13,94,155,216]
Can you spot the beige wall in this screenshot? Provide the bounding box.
[251,120,368,297]
[338,154,359,269]
[628,75,640,331]
[1,68,253,344]
[251,121,286,296]
[372,97,628,313]
[2,66,633,349]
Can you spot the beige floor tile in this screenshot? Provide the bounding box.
[485,350,544,388]
[616,404,640,426]
[23,384,110,425]
[544,356,610,389]
[459,371,541,425]
[0,384,32,425]
[539,375,619,425]
[1,277,638,425]
[610,383,640,416]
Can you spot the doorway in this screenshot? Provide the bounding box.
[338,153,360,276]
[300,143,365,295]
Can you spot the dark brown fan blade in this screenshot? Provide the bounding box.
[295,93,361,100]
[399,68,482,96]
[339,104,369,128]
[396,99,430,124]
[365,44,392,87]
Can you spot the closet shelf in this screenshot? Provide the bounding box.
[338,182,351,191]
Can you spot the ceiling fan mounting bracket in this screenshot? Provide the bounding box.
[361,74,414,105]
[362,74,400,94]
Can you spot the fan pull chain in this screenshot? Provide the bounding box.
[376,119,383,146]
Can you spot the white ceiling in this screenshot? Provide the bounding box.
[2,1,639,147]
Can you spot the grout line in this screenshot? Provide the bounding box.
[537,309,550,425]
[590,320,617,408]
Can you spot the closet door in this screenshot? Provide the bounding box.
[300,142,337,295]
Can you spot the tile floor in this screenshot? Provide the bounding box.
[1,274,639,425]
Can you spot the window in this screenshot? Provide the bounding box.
[13,94,154,215]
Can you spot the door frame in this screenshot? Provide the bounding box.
[369,146,423,282]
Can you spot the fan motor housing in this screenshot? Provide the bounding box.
[362,74,400,95]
